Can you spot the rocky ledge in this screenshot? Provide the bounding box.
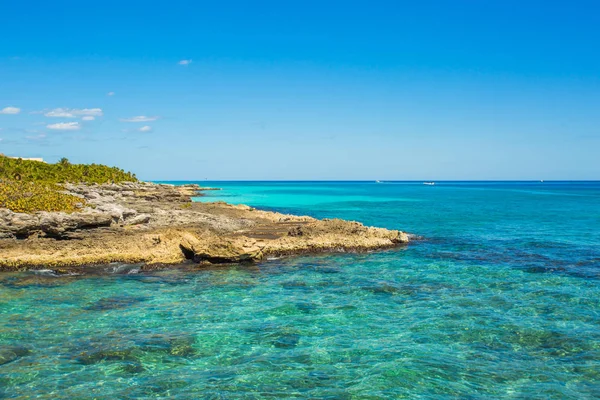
[0,182,409,271]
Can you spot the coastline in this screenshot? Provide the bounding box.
[0,182,410,272]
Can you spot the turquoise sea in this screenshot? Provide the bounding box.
[1,181,600,399]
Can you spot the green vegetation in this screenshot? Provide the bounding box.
[0,155,137,184]
[0,155,138,213]
[0,181,84,213]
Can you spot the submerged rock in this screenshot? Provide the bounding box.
[77,348,138,365]
[273,334,301,349]
[85,296,146,311]
[119,361,147,374]
[0,346,31,366]
[76,334,198,365]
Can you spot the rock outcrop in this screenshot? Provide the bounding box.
[0,183,410,271]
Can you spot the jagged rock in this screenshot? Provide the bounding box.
[0,208,112,238]
[93,203,137,222]
[179,234,263,263]
[38,212,113,236]
[125,214,151,225]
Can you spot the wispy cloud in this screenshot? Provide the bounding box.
[81,116,95,121]
[0,106,21,115]
[44,108,103,118]
[26,133,47,140]
[47,122,81,131]
[107,91,115,96]
[178,59,192,66]
[138,125,152,132]
[76,108,103,116]
[45,108,75,118]
[120,116,159,122]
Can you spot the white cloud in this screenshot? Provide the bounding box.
[0,106,21,115]
[74,108,103,116]
[47,122,81,131]
[120,115,159,122]
[178,59,192,66]
[138,125,152,132]
[81,116,95,121]
[107,91,115,96]
[44,108,103,118]
[45,108,75,118]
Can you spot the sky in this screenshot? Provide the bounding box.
[1,0,599,180]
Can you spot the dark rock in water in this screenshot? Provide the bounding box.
[314,266,342,274]
[76,334,197,365]
[334,304,357,311]
[168,337,197,357]
[296,302,317,314]
[362,283,401,295]
[135,337,172,352]
[85,296,146,311]
[522,265,567,275]
[281,280,308,289]
[119,362,146,374]
[0,346,31,366]
[1,274,76,289]
[135,334,198,357]
[76,348,138,365]
[243,322,280,334]
[274,334,300,349]
[362,282,418,296]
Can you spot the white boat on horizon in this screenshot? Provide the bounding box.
[423,182,435,186]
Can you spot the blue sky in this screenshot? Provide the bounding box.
[1,0,598,180]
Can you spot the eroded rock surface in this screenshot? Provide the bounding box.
[0,183,410,271]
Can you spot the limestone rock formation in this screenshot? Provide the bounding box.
[0,182,410,271]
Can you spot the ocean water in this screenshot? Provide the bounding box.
[1,181,600,399]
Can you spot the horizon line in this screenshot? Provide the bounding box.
[150,179,600,183]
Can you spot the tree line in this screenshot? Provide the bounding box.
[0,155,138,184]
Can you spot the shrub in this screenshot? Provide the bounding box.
[0,181,85,213]
[0,155,138,185]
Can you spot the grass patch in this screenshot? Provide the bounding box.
[0,181,85,213]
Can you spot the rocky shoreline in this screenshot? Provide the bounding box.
[0,182,410,272]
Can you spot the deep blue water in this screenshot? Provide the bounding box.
[1,181,600,398]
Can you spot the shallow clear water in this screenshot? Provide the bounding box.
[2,181,600,398]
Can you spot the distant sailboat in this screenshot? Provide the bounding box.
[376,180,382,183]
[423,182,435,186]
